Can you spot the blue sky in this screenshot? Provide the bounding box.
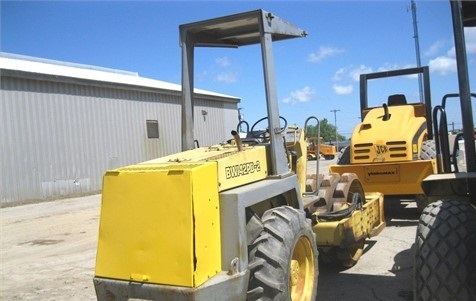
[2,0,475,138]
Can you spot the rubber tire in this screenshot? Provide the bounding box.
[415,140,436,213]
[247,206,318,301]
[414,200,476,301]
[337,146,350,165]
[420,139,436,160]
[415,194,432,214]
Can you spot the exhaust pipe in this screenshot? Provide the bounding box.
[231,130,243,151]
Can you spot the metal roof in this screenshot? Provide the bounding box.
[0,52,239,100]
[179,9,307,48]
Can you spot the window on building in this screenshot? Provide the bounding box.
[146,120,159,139]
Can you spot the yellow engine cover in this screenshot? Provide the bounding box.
[352,105,427,163]
[142,145,268,191]
[95,162,221,288]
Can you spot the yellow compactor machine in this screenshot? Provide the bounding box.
[330,67,437,208]
[93,10,385,301]
[307,137,336,160]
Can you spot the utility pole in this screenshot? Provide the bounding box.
[330,109,340,151]
[238,108,244,132]
[410,0,424,102]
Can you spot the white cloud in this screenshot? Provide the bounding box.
[215,56,231,67]
[464,27,476,54]
[308,46,345,63]
[427,28,475,76]
[424,40,445,57]
[376,63,419,78]
[429,56,457,75]
[349,65,373,82]
[282,86,315,104]
[377,63,406,72]
[333,84,353,95]
[332,65,372,82]
[332,67,347,81]
[447,46,456,57]
[330,62,423,95]
[212,57,237,82]
[215,72,237,83]
[448,27,476,56]
[331,65,370,96]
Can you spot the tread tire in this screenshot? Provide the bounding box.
[337,146,350,165]
[420,139,436,160]
[414,200,476,301]
[247,206,318,301]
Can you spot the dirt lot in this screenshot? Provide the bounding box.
[0,196,100,300]
[1,159,420,300]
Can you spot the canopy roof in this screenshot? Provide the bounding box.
[179,9,307,47]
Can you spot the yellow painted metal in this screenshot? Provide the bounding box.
[94,162,221,287]
[142,145,268,192]
[329,160,436,195]
[285,127,307,194]
[320,143,336,157]
[307,137,336,159]
[314,192,385,247]
[214,146,268,191]
[352,105,427,163]
[290,235,316,300]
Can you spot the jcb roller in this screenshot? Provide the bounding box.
[330,66,438,210]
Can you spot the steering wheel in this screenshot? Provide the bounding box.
[250,116,288,139]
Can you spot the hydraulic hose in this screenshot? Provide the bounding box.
[317,192,363,222]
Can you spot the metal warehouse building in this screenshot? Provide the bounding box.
[0,53,240,204]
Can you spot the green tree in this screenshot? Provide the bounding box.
[305,118,346,142]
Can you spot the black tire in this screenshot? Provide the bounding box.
[337,146,350,165]
[420,139,436,160]
[414,200,476,301]
[247,206,318,301]
[415,194,433,214]
[415,140,437,213]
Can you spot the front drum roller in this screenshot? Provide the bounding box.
[319,173,367,267]
[247,206,318,301]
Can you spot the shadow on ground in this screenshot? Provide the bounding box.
[315,197,419,301]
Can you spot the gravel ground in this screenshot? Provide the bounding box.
[0,196,100,300]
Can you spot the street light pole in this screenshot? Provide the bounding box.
[330,109,340,151]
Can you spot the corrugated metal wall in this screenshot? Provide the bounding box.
[1,75,239,203]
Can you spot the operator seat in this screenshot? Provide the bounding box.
[388,94,407,106]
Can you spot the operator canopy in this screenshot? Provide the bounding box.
[462,0,476,27]
[179,9,307,48]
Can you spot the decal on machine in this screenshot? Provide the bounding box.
[225,161,261,179]
[374,144,388,155]
[364,165,400,182]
